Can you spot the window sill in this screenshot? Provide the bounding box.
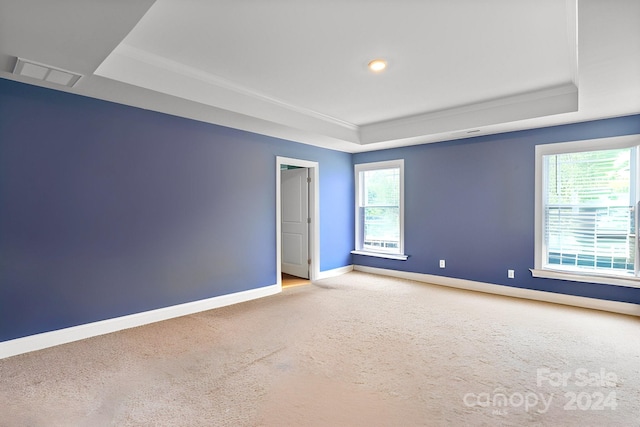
[530,268,640,289]
[351,250,409,261]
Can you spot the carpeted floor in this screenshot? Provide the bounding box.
[1,272,638,426]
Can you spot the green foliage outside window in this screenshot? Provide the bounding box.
[363,168,400,249]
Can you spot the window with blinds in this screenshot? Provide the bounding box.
[353,160,407,260]
[544,148,636,275]
[534,136,640,287]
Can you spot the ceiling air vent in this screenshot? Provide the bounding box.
[13,58,82,87]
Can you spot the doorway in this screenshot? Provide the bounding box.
[281,166,310,279]
[276,157,319,289]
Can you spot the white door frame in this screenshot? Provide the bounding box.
[276,156,320,288]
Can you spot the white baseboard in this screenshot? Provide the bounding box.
[6,266,635,360]
[0,284,280,360]
[315,265,354,280]
[354,265,640,317]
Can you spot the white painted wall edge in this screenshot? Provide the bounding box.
[0,284,280,360]
[316,265,354,280]
[353,265,640,317]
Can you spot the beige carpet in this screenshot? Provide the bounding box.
[1,272,638,426]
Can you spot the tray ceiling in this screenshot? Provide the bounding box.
[1,0,638,152]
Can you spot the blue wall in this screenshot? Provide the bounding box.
[353,115,640,305]
[2,75,638,344]
[0,78,353,342]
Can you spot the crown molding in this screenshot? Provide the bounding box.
[95,44,359,143]
[359,83,579,144]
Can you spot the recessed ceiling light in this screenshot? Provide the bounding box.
[368,59,387,72]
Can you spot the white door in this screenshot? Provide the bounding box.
[281,167,309,278]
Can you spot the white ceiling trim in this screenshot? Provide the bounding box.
[96,41,579,147]
[359,83,579,144]
[95,44,360,142]
[119,44,358,130]
[94,0,581,149]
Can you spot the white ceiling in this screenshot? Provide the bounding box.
[1,0,638,153]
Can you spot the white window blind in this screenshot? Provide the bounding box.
[542,147,637,276]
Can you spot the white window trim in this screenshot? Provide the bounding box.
[532,134,640,289]
[351,250,408,260]
[352,159,408,260]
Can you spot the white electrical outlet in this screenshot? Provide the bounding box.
[508,269,515,279]
[439,260,446,268]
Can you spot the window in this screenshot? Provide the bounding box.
[352,160,407,260]
[533,135,640,288]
